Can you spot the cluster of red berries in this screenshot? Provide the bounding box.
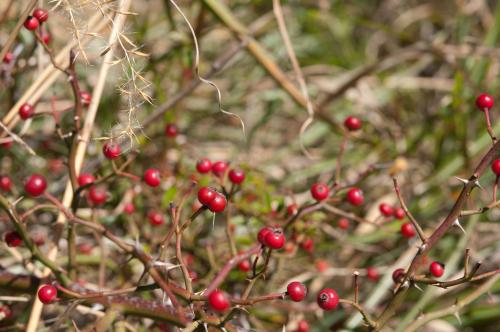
[196,158,246,185]
[257,226,286,250]
[197,187,227,213]
[24,8,49,31]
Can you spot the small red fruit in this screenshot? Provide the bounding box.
[310,183,329,201]
[258,227,272,245]
[344,116,362,131]
[124,202,135,214]
[198,187,216,206]
[19,103,35,120]
[102,142,121,159]
[394,208,405,220]
[211,161,228,177]
[300,238,314,252]
[346,187,364,206]
[228,169,245,184]
[297,320,309,332]
[41,30,51,44]
[316,260,328,272]
[366,267,379,281]
[24,16,39,30]
[379,203,394,217]
[37,284,57,304]
[25,174,47,196]
[476,93,494,110]
[491,159,500,175]
[265,229,285,250]
[0,304,12,319]
[78,242,93,254]
[338,218,349,229]
[317,288,339,310]
[208,193,227,213]
[165,123,178,137]
[33,8,49,23]
[392,268,405,283]
[80,91,92,105]
[148,211,164,226]
[287,204,298,216]
[0,176,12,191]
[143,168,161,187]
[401,222,416,238]
[238,259,251,272]
[88,186,107,205]
[208,289,230,312]
[287,281,307,302]
[3,52,13,64]
[429,261,445,278]
[77,173,95,187]
[5,231,22,247]
[196,158,212,173]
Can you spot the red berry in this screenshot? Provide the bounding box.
[297,320,309,332]
[143,168,161,187]
[198,187,216,206]
[346,188,364,206]
[80,91,92,105]
[1,140,13,148]
[394,208,405,220]
[165,123,178,137]
[379,203,394,217]
[338,218,350,229]
[41,31,51,45]
[124,202,135,214]
[24,16,39,30]
[228,169,245,184]
[287,204,298,216]
[238,259,251,272]
[258,227,272,245]
[0,304,12,319]
[103,142,121,159]
[88,186,107,205]
[300,238,314,252]
[25,174,47,196]
[208,289,230,312]
[3,52,13,64]
[19,103,35,120]
[344,116,362,131]
[5,231,22,247]
[148,211,164,226]
[476,93,494,110]
[265,228,285,250]
[37,284,57,304]
[366,267,379,281]
[33,8,49,23]
[429,261,445,278]
[77,173,95,187]
[310,183,329,201]
[287,281,307,302]
[401,222,416,238]
[316,260,328,272]
[208,193,227,213]
[491,159,500,175]
[211,161,228,177]
[78,242,93,254]
[196,158,212,173]
[392,268,405,283]
[317,288,339,310]
[0,176,12,191]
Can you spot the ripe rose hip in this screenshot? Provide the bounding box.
[37,284,57,304]
[429,261,445,278]
[394,208,405,220]
[338,218,349,229]
[287,281,307,302]
[366,267,379,281]
[310,183,329,201]
[476,93,494,110]
[317,288,339,310]
[77,173,95,187]
[228,169,245,184]
[25,174,47,196]
[24,16,39,30]
[19,103,35,120]
[379,203,394,217]
[211,161,228,177]
[124,202,135,214]
[257,227,272,245]
[148,211,164,226]
[208,193,227,213]
[238,259,251,272]
[198,187,216,206]
[297,320,309,332]
[80,91,92,105]
[33,8,49,23]
[196,158,212,173]
[265,229,285,250]
[88,186,107,205]
[0,176,12,191]
[103,142,121,159]
[401,222,416,238]
[5,231,22,247]
[344,116,362,131]
[208,289,230,312]
[346,187,364,206]
[491,159,500,175]
[165,123,178,137]
[143,168,161,187]
[392,268,405,283]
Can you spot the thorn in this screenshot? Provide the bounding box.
[454,309,462,325]
[473,180,483,190]
[418,243,427,254]
[453,219,466,234]
[455,176,469,185]
[212,211,216,230]
[413,283,424,292]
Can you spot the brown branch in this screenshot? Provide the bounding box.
[393,178,426,243]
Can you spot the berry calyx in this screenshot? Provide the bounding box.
[379,203,394,217]
[429,261,445,278]
[344,116,362,131]
[77,173,95,187]
[338,218,350,229]
[148,211,164,226]
[196,158,212,173]
[33,8,49,23]
[476,93,494,110]
[102,142,121,159]
[265,228,285,250]
[392,268,405,283]
[491,159,500,176]
[19,103,35,120]
[37,284,57,304]
[5,231,22,247]
[198,187,216,206]
[394,208,405,220]
[208,193,227,213]
[0,176,12,191]
[257,227,272,245]
[25,174,47,196]
[24,16,39,30]
[317,288,339,310]
[123,203,135,214]
[228,169,245,184]
[211,161,228,177]
[208,289,230,312]
[143,168,161,187]
[401,222,416,238]
[310,183,329,201]
[346,187,364,206]
[165,123,178,137]
[366,267,379,281]
[287,281,307,302]
[88,186,107,205]
[80,91,92,106]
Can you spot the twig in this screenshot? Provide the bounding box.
[393,178,426,243]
